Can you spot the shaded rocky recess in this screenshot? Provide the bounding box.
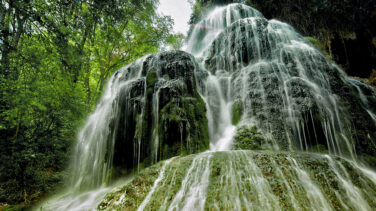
[98,151,376,210]
[107,50,209,178]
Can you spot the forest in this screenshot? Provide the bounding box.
[1,0,375,210]
[0,0,181,207]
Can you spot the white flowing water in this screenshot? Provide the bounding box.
[34,56,149,210]
[137,159,173,211]
[287,156,332,211]
[98,151,376,210]
[70,55,150,191]
[167,153,212,210]
[187,3,376,156]
[325,155,371,210]
[38,3,376,211]
[35,177,133,211]
[132,3,376,210]
[36,187,111,211]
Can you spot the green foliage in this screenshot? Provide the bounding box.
[0,0,178,205]
[233,125,269,150]
[190,1,204,24]
[164,33,185,50]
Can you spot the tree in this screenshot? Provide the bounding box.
[0,0,176,204]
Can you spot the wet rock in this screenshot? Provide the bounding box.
[110,51,209,178]
[232,125,271,150]
[199,4,376,163]
[205,17,269,73]
[98,151,376,210]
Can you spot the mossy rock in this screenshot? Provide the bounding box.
[305,36,331,59]
[158,96,210,159]
[308,144,329,154]
[108,50,210,180]
[98,151,376,210]
[2,204,30,211]
[231,101,243,125]
[232,125,271,150]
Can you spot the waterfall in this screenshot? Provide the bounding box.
[186,3,376,157]
[37,3,376,211]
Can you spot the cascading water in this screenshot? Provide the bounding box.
[189,3,371,156]
[99,151,376,210]
[38,3,376,211]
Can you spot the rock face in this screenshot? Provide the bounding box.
[70,51,209,190]
[98,151,376,210]
[192,0,376,78]
[192,4,376,165]
[111,51,209,175]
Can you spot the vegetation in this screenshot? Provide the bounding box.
[231,101,243,125]
[305,36,331,59]
[98,151,376,210]
[0,0,182,205]
[159,95,209,158]
[232,125,270,150]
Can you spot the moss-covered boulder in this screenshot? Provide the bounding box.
[159,96,209,158]
[98,151,376,210]
[108,50,210,179]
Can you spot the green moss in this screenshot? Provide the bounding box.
[308,144,329,154]
[232,101,243,125]
[233,125,269,150]
[3,205,30,211]
[98,157,194,210]
[305,36,331,59]
[158,96,209,160]
[146,70,158,88]
[99,151,376,210]
[362,154,376,168]
[146,70,158,100]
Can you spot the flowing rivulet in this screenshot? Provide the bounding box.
[38,3,376,211]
